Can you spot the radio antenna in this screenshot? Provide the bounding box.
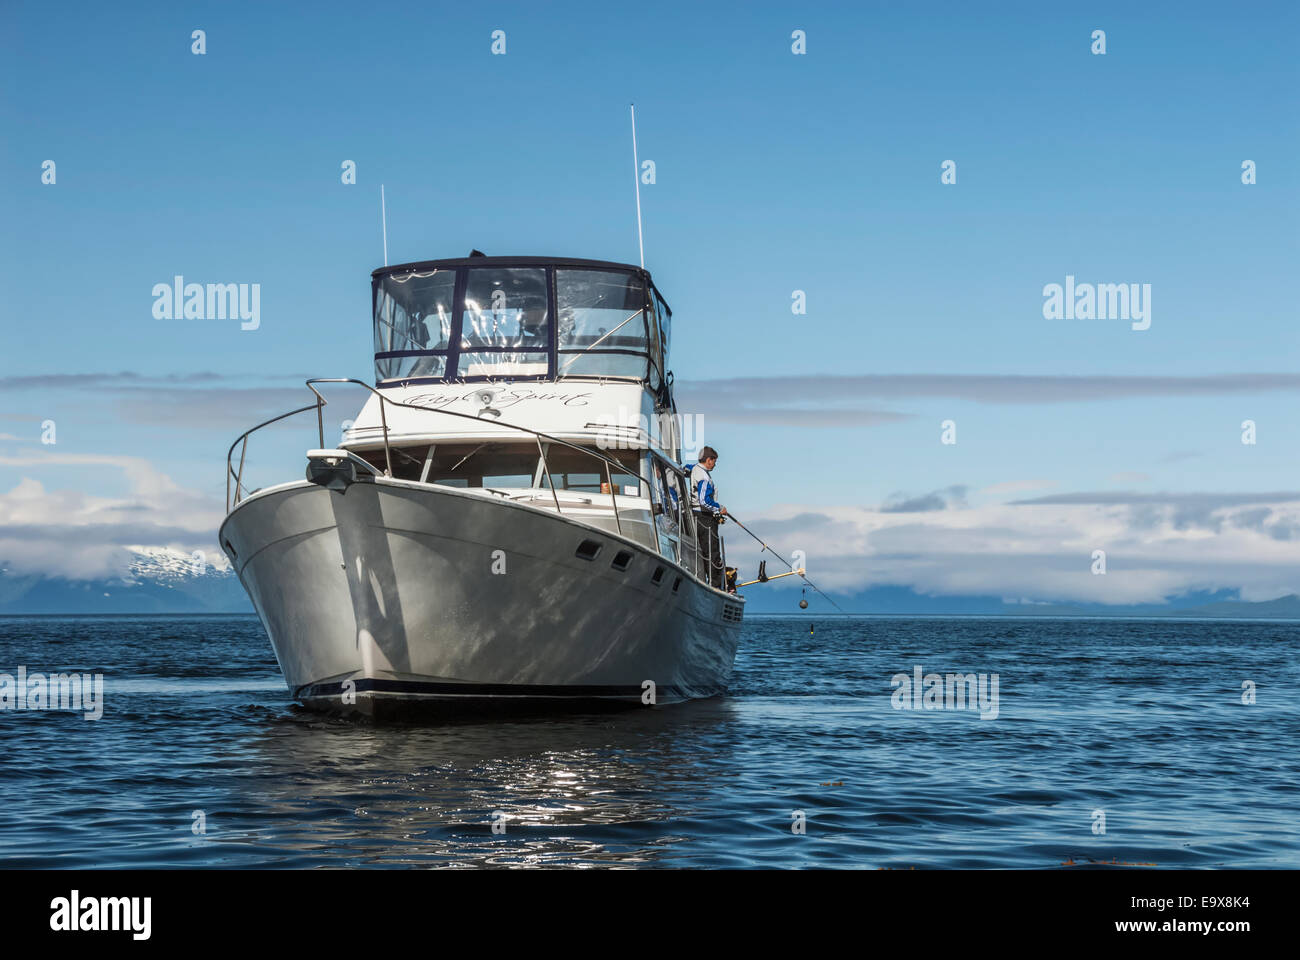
[630,104,644,268]
[381,184,389,266]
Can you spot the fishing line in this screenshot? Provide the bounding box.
[726,513,846,614]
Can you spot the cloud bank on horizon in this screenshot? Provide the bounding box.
[0,453,227,581]
[2,431,1296,607]
[2,369,1297,605]
[732,488,1300,605]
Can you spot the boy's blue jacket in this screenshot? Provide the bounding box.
[690,462,721,516]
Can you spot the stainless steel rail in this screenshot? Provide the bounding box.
[224,402,320,510]
[224,378,709,578]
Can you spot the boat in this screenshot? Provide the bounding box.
[219,254,744,717]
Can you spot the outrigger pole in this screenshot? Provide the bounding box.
[727,513,847,613]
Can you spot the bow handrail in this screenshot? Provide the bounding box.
[224,379,698,554]
[299,377,672,495]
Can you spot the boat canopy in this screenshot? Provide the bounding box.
[372,256,672,387]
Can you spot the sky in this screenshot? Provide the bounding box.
[1,0,1297,607]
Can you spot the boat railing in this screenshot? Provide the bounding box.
[224,378,715,584]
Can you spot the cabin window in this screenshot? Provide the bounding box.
[364,442,647,493]
[555,269,650,379]
[458,267,550,378]
[392,442,541,489]
[654,293,671,368]
[541,445,641,494]
[646,294,668,390]
[373,269,455,381]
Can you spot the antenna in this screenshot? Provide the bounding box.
[380,184,389,266]
[630,104,644,268]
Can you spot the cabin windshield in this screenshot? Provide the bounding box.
[373,261,669,386]
[459,267,551,378]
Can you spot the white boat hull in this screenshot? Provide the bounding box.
[218,477,744,717]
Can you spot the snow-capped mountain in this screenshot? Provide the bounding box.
[123,544,233,582]
[0,545,252,614]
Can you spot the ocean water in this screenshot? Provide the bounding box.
[0,614,1296,869]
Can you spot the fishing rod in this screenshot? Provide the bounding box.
[737,567,805,588]
[725,513,847,614]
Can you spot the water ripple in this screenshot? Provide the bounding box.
[0,614,1296,868]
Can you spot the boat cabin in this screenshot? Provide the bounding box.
[334,255,726,587]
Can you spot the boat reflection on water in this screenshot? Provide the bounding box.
[224,699,745,867]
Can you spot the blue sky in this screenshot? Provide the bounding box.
[1,1,1297,606]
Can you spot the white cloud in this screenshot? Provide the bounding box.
[0,453,225,580]
[5,448,1299,608]
[729,494,1300,605]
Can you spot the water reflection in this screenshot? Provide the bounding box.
[231,699,744,867]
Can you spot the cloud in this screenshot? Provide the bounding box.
[881,485,968,512]
[0,371,329,432]
[11,371,1298,432]
[1011,491,1300,507]
[6,427,1299,609]
[727,492,1300,605]
[108,385,324,430]
[882,492,948,513]
[0,454,225,579]
[0,372,231,391]
[675,373,1300,425]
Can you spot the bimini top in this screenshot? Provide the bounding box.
[371,255,672,388]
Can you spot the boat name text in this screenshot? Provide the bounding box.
[406,390,592,409]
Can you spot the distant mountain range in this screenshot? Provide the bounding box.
[0,546,252,614]
[742,584,1300,618]
[2,548,1297,619]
